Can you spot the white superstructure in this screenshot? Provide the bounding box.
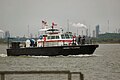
[38,28,73,47]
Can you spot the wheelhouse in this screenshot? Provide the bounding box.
[37,28,73,47]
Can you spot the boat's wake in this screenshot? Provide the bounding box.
[0,54,101,58]
[67,54,102,58]
[31,54,102,58]
[31,56,49,58]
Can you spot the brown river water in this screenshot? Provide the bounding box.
[0,44,120,80]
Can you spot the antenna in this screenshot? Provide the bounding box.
[67,19,69,32]
[77,27,78,36]
[28,25,29,38]
[89,25,91,37]
[108,20,109,33]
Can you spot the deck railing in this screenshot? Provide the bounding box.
[0,70,84,80]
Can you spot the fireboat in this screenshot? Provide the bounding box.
[7,21,99,56]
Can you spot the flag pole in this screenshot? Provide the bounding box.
[67,19,69,32]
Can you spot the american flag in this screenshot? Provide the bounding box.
[52,22,57,26]
[42,20,47,26]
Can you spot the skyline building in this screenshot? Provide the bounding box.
[118,28,120,33]
[86,29,88,37]
[0,30,4,38]
[93,30,95,38]
[5,31,10,38]
[96,25,100,37]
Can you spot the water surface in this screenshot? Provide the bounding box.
[0,44,120,80]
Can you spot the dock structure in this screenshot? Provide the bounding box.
[0,70,84,80]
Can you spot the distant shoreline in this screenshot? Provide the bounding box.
[0,38,120,45]
[94,42,120,44]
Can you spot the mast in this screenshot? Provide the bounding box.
[77,27,78,36]
[28,25,30,38]
[108,20,109,33]
[67,19,69,32]
[89,25,91,37]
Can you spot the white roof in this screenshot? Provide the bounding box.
[39,28,59,32]
[39,29,48,31]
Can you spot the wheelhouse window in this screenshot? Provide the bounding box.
[48,36,60,39]
[69,34,73,39]
[61,34,73,39]
[65,34,69,39]
[56,36,59,39]
[47,36,51,39]
[51,36,55,39]
[61,34,65,39]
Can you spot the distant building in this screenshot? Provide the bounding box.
[86,29,88,37]
[5,31,10,38]
[0,29,4,38]
[118,28,120,33]
[96,25,100,37]
[93,30,95,37]
[0,33,3,38]
[30,33,33,38]
[98,33,120,39]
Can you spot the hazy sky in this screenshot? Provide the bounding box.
[0,0,120,37]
